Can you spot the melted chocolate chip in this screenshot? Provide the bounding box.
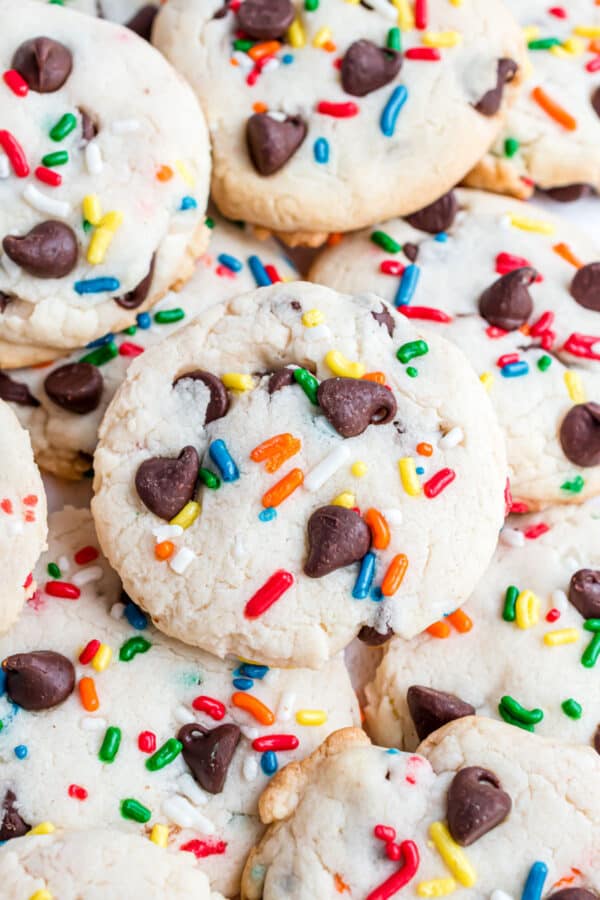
[125,5,158,40]
[174,370,230,424]
[341,40,402,97]
[478,267,536,331]
[317,377,397,438]
[304,505,371,578]
[268,368,296,393]
[0,791,29,842]
[591,86,600,119]
[12,37,73,93]
[178,723,241,794]
[357,625,393,646]
[371,304,395,338]
[0,371,39,407]
[595,724,600,755]
[545,184,593,203]
[135,446,199,520]
[447,766,512,846]
[247,113,307,176]
[570,262,600,312]
[551,891,599,900]
[403,242,419,262]
[474,58,518,116]
[568,569,600,620]
[3,221,78,279]
[44,362,103,415]
[113,256,155,309]
[237,0,295,39]
[406,686,475,742]
[560,403,600,467]
[405,191,458,234]
[2,651,75,710]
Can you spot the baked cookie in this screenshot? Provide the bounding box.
[0,507,358,897]
[241,719,600,899]
[92,282,506,667]
[0,214,298,480]
[34,1,159,38]
[153,0,525,245]
[0,400,46,634]
[0,0,210,367]
[311,188,600,510]
[465,1,600,200]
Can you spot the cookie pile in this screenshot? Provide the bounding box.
[0,2,599,899]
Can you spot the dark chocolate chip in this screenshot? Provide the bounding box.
[0,292,11,313]
[247,113,307,176]
[79,108,98,143]
[125,4,158,40]
[317,377,397,438]
[178,723,241,794]
[545,184,593,203]
[478,267,536,331]
[12,37,73,93]
[135,446,199,520]
[551,891,599,900]
[560,403,600,467]
[113,256,155,309]
[371,304,395,338]
[570,262,600,312]
[304,505,371,578]
[173,370,230,424]
[2,650,75,710]
[568,569,600,620]
[268,368,296,393]
[407,686,475,742]
[357,625,393,646]
[405,191,458,234]
[595,724,600,755]
[44,362,103,415]
[0,371,39,407]
[341,40,402,97]
[3,221,78,279]
[237,0,295,39]
[591,86,600,119]
[403,242,419,262]
[447,766,512,846]
[0,791,29,842]
[474,58,518,116]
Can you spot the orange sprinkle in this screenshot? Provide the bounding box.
[79,677,99,712]
[156,164,173,182]
[362,371,386,385]
[589,38,600,53]
[23,495,38,506]
[24,511,36,523]
[154,540,174,561]
[447,608,473,633]
[334,873,350,894]
[323,40,337,52]
[381,553,408,596]
[31,360,54,369]
[427,620,451,639]
[230,57,239,67]
[262,468,304,508]
[519,323,531,336]
[253,101,268,114]
[231,691,275,725]
[251,433,301,473]
[553,242,583,268]
[531,86,577,131]
[552,869,582,890]
[416,442,433,457]
[248,40,281,61]
[327,232,343,247]
[364,508,391,550]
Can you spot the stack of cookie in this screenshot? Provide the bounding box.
[0,2,599,898]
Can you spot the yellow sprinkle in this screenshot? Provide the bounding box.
[574,25,600,38]
[480,372,493,392]
[222,373,255,391]
[287,17,306,48]
[448,0,462,6]
[392,0,414,30]
[312,26,332,48]
[100,210,124,232]
[522,25,540,42]
[332,491,355,508]
[325,350,365,379]
[429,822,477,888]
[565,370,586,403]
[174,159,195,187]
[82,193,102,226]
[508,213,555,235]
[417,878,457,898]
[302,308,325,327]
[422,31,461,48]
[544,628,579,647]
[296,709,327,726]
[344,0,361,4]
[87,226,116,266]
[515,589,540,630]
[150,823,169,848]
[28,822,55,837]
[550,45,570,59]
[29,891,53,900]
[169,501,201,530]
[351,461,368,477]
[399,457,421,497]
[92,643,112,673]
[562,37,585,55]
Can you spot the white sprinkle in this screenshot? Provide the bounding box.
[239,725,259,741]
[303,324,331,341]
[152,524,183,542]
[262,58,279,74]
[85,140,103,175]
[176,773,208,806]
[500,527,525,548]
[169,547,196,574]
[551,589,568,614]
[111,118,141,135]
[80,716,107,731]
[439,426,464,450]
[109,602,126,620]
[232,50,254,70]
[72,565,103,587]
[173,704,195,725]
[267,111,287,122]
[365,0,398,18]
[162,795,215,833]
[1,251,22,281]
[491,892,514,900]
[381,508,403,526]
[58,556,70,574]
[0,154,10,179]
[277,691,296,722]
[24,184,71,218]
[304,444,350,492]
[243,755,259,782]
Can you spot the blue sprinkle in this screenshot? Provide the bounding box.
[179,195,197,211]
[313,137,329,164]
[218,253,243,273]
[370,586,384,603]
[258,507,277,522]
[434,232,448,243]
[209,439,240,482]
[281,53,294,64]
[394,264,420,306]
[501,361,529,378]
[416,466,425,475]
[86,332,115,349]
[521,862,548,900]
[74,277,120,295]
[125,601,148,630]
[232,677,254,691]
[239,663,269,680]
[14,745,27,760]
[136,312,151,329]
[352,552,376,600]
[385,748,400,755]
[261,750,278,775]
[380,84,408,137]
[248,255,272,287]
[0,670,6,695]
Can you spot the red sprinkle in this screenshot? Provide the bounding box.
[0,130,29,177]
[3,69,28,97]
[563,332,600,361]
[423,468,456,499]
[380,260,405,276]
[79,639,101,665]
[192,695,226,720]
[540,330,555,350]
[405,47,440,61]
[35,165,62,187]
[510,501,530,515]
[23,495,38,507]
[68,784,88,800]
[486,325,507,339]
[586,56,600,73]
[374,825,396,843]
[216,264,236,279]
[1,499,13,515]
[548,5,567,17]
[23,572,33,589]
[265,263,282,283]
[546,608,561,622]
[74,545,99,566]
[386,842,403,861]
[45,581,81,600]
[118,341,144,357]
[495,252,542,282]
[523,522,550,540]
[316,100,359,117]
[398,306,452,323]
[415,0,427,29]
[496,353,519,368]
[252,734,300,752]
[180,839,227,858]
[366,840,420,900]
[138,731,157,754]
[530,310,555,337]
[244,569,294,618]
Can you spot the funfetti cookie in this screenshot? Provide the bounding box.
[0,0,210,368]
[311,188,600,510]
[241,719,600,900]
[0,215,298,481]
[0,400,46,634]
[91,281,507,667]
[465,0,600,201]
[152,0,525,246]
[34,1,159,39]
[0,507,359,897]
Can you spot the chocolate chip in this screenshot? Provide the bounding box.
[0,292,11,313]
[125,5,158,40]
[135,446,199,520]
[478,267,536,331]
[447,766,512,846]
[357,625,393,646]
[304,505,371,578]
[268,368,296,394]
[545,184,593,203]
[247,113,307,176]
[341,40,402,97]
[79,108,98,143]
[317,377,397,438]
[407,686,475,742]
[3,221,78,279]
[591,86,600,119]
[12,37,73,93]
[560,403,600,467]
[174,370,230,424]
[2,651,75,710]
[403,242,419,262]
[237,0,295,39]
[178,723,241,794]
[371,304,395,338]
[595,724,600,755]
[570,262,600,312]
[474,58,518,116]
[568,569,600,620]
[114,256,155,309]
[405,191,458,234]
[551,891,599,900]
[0,791,29,842]
[0,371,39,407]
[44,362,103,415]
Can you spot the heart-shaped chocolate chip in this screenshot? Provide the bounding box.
[560,403,600,467]
[447,766,511,846]
[371,304,395,338]
[125,4,158,41]
[405,191,458,234]
[545,184,593,203]
[12,37,73,93]
[3,651,75,710]
[3,221,78,279]
[114,256,155,309]
[237,0,295,40]
[247,113,307,176]
[592,86,600,119]
[341,40,402,97]
[570,262,600,311]
[569,569,600,619]
[178,723,241,794]
[0,790,29,842]
[407,686,475,742]
[304,505,371,578]
[478,267,536,331]
[474,58,518,116]
[317,377,397,438]
[174,370,230,424]
[358,625,393,646]
[135,446,199,520]
[268,368,296,394]
[44,362,103,415]
[551,891,598,900]
[0,371,39,407]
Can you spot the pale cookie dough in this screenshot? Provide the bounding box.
[0,0,210,366]
[34,1,159,37]
[0,400,46,634]
[465,0,600,200]
[92,282,506,667]
[241,719,600,900]
[311,188,600,509]
[153,0,525,244]
[0,214,298,480]
[0,507,358,897]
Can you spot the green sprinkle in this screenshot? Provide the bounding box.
[119,636,151,662]
[120,798,151,823]
[41,150,69,167]
[47,562,61,579]
[581,632,600,668]
[99,726,122,763]
[154,308,185,324]
[205,216,215,229]
[502,585,519,622]
[50,112,77,142]
[123,325,137,336]
[561,475,584,494]
[498,704,534,732]
[561,698,582,719]
[406,366,418,378]
[537,355,552,372]
[82,220,93,233]
[233,38,254,51]
[293,367,319,405]
[79,341,118,366]
[528,37,561,50]
[146,738,183,772]
[396,340,428,364]
[504,137,520,158]
[499,695,544,728]
[199,467,221,490]
[387,27,401,51]
[584,618,600,633]
[305,0,319,9]
[370,230,401,254]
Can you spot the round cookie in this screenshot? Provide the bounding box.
[311,188,600,509]
[92,281,506,667]
[0,214,298,480]
[241,719,600,899]
[0,0,210,366]
[464,0,600,200]
[153,0,525,245]
[0,507,358,897]
[34,1,159,38]
[0,399,46,634]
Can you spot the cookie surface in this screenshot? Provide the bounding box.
[311,188,600,509]
[0,0,210,364]
[92,281,506,667]
[153,0,524,241]
[34,1,158,34]
[241,719,600,899]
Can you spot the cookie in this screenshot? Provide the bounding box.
[311,188,600,510]
[465,1,600,200]
[153,0,525,244]
[241,718,600,899]
[35,1,159,38]
[0,507,358,897]
[0,214,298,480]
[0,0,210,366]
[92,281,506,667]
[0,399,46,634]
